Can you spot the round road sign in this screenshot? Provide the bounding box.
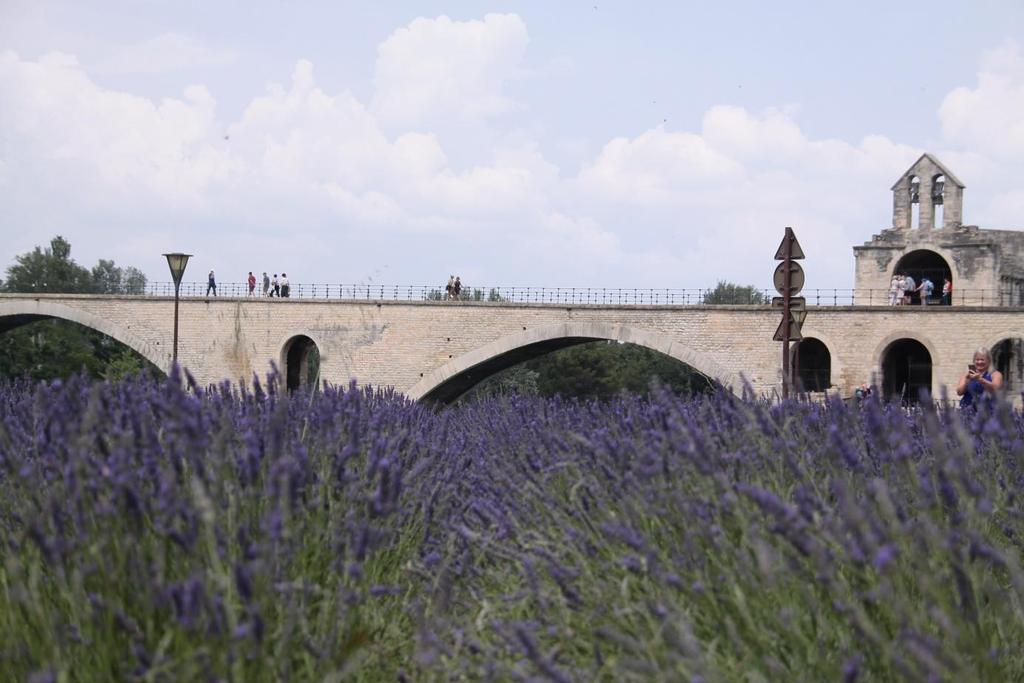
[773,261,805,296]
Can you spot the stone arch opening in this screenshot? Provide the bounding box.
[282,335,320,392]
[881,338,932,404]
[992,338,1024,396]
[791,337,830,392]
[932,173,945,229]
[910,176,921,229]
[0,302,166,378]
[464,340,718,402]
[893,249,951,305]
[407,323,738,405]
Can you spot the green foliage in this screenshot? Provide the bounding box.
[466,365,540,399]
[467,341,712,401]
[703,280,767,304]
[4,236,95,293]
[3,236,149,296]
[1,236,159,380]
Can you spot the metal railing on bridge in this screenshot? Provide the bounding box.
[136,283,1024,307]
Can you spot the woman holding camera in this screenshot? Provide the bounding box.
[957,347,1003,409]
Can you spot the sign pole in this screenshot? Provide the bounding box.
[782,230,792,398]
[772,227,805,401]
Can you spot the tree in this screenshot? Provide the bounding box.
[702,280,767,305]
[1,236,158,380]
[463,341,714,402]
[4,236,95,293]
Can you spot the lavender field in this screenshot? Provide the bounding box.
[1,372,1023,681]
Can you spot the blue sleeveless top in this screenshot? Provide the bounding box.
[960,371,993,409]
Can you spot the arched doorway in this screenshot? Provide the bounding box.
[792,338,830,392]
[881,339,932,404]
[992,338,1024,395]
[282,335,320,392]
[893,250,951,305]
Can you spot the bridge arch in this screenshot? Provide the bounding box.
[279,332,322,392]
[792,327,844,393]
[875,331,937,403]
[0,299,167,374]
[406,322,741,404]
[983,331,1024,397]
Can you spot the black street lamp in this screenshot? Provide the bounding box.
[163,253,192,365]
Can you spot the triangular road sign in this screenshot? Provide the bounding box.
[774,227,805,260]
[772,314,803,342]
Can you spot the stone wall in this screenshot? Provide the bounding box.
[853,228,1002,305]
[3,294,1024,402]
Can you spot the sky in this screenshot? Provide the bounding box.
[2,0,1023,292]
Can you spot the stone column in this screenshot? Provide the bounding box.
[943,185,963,228]
[892,177,911,230]
[918,177,934,231]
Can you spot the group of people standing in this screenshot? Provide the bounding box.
[444,275,463,300]
[204,270,291,297]
[888,273,952,306]
[247,272,290,298]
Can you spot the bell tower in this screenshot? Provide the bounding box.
[890,153,964,231]
[853,154,1024,306]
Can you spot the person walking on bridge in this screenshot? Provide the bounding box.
[271,274,280,297]
[262,272,270,297]
[247,271,257,297]
[207,270,217,297]
[281,273,290,298]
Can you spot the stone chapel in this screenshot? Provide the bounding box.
[853,153,1024,306]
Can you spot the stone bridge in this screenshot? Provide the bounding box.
[2,293,1024,402]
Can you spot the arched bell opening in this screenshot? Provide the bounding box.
[893,249,952,305]
[791,337,831,393]
[881,338,932,404]
[992,338,1024,396]
[932,174,945,229]
[909,176,921,229]
[282,335,320,393]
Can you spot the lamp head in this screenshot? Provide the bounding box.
[163,253,192,286]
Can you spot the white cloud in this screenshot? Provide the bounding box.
[91,33,238,75]
[939,40,1024,158]
[2,19,1024,294]
[0,50,225,209]
[701,105,806,161]
[371,14,528,126]
[576,126,744,205]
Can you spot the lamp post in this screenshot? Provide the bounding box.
[163,253,192,365]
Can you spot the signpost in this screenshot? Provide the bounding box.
[773,227,806,398]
